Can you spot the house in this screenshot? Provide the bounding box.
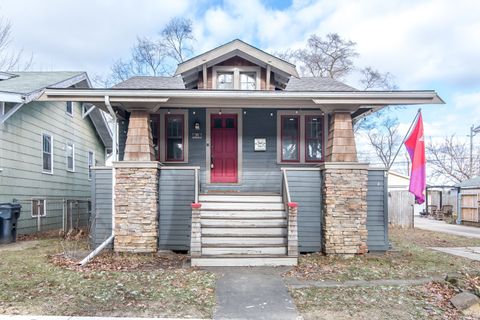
[39,39,443,266]
[0,71,112,235]
[455,176,480,226]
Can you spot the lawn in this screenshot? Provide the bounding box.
[286,228,480,281]
[0,237,216,318]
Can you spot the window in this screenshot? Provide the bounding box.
[305,116,323,162]
[66,142,75,171]
[42,134,53,173]
[0,102,4,116]
[87,151,94,180]
[277,112,324,164]
[66,101,73,116]
[240,72,256,90]
[31,199,46,217]
[217,72,234,89]
[165,114,184,161]
[281,115,300,162]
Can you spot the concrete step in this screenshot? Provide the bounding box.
[202,227,287,237]
[202,246,287,255]
[201,210,286,219]
[191,256,298,267]
[201,202,285,211]
[199,195,283,203]
[202,237,287,246]
[201,219,287,228]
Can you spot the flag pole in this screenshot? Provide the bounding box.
[387,108,422,171]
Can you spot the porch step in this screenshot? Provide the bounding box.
[202,237,287,246]
[202,227,287,237]
[201,202,285,211]
[201,210,286,219]
[201,218,286,228]
[199,195,283,203]
[191,256,298,267]
[202,246,287,255]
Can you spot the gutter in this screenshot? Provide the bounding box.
[79,95,117,266]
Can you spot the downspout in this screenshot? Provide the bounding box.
[79,95,117,266]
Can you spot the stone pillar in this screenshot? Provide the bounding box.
[114,161,159,252]
[124,111,155,161]
[321,163,369,256]
[325,112,358,162]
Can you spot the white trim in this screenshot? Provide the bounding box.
[66,101,73,117]
[276,110,324,164]
[157,109,189,163]
[0,102,24,124]
[66,142,75,172]
[42,133,53,174]
[206,108,243,185]
[113,161,161,169]
[87,150,95,180]
[31,199,47,217]
[0,102,4,116]
[212,66,261,90]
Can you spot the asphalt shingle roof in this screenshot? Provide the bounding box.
[0,71,84,94]
[112,76,185,89]
[285,77,357,91]
[455,176,480,188]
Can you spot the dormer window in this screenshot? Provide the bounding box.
[217,72,234,89]
[240,72,256,90]
[213,66,261,90]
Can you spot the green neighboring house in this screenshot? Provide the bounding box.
[0,71,112,235]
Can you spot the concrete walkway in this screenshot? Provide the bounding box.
[0,317,203,320]
[414,217,480,239]
[206,267,298,320]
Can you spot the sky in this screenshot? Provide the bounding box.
[1,0,479,174]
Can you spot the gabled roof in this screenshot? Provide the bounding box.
[174,39,299,78]
[455,176,480,188]
[113,76,185,89]
[285,77,357,91]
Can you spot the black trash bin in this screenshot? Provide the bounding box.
[0,203,22,244]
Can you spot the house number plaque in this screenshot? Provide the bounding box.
[254,138,266,151]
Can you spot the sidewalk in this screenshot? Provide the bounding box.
[414,217,480,239]
[0,317,205,320]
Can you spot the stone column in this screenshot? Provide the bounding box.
[325,112,358,162]
[114,161,160,253]
[321,163,369,256]
[124,111,155,161]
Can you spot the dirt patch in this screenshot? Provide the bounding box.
[0,240,41,252]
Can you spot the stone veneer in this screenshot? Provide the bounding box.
[321,163,369,256]
[114,161,159,252]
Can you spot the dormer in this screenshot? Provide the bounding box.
[174,39,299,90]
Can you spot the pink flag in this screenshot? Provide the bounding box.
[405,112,426,204]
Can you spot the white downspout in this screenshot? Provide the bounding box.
[79,95,117,266]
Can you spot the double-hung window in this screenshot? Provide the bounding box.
[66,142,75,171]
[240,72,256,90]
[42,133,53,173]
[165,114,184,161]
[150,111,189,163]
[31,199,46,217]
[217,72,234,89]
[87,151,94,180]
[278,112,325,163]
[214,67,260,90]
[66,101,73,116]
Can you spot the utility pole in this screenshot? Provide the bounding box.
[469,124,480,177]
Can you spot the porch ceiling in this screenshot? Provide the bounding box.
[39,88,444,118]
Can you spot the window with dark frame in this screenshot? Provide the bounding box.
[88,151,94,179]
[66,101,73,116]
[281,115,300,162]
[305,116,323,162]
[150,115,160,161]
[31,199,46,217]
[165,114,184,161]
[66,142,74,171]
[42,134,52,173]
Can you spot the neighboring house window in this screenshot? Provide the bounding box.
[240,72,256,90]
[217,72,234,89]
[0,102,4,116]
[305,116,324,162]
[42,134,53,173]
[277,112,325,164]
[165,114,184,161]
[66,101,73,116]
[87,151,94,180]
[281,115,300,162]
[66,142,75,171]
[31,199,46,217]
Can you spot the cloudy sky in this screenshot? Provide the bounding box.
[1,0,479,167]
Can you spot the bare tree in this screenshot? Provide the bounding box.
[0,17,32,71]
[360,66,397,90]
[426,136,480,183]
[161,17,194,63]
[365,116,401,167]
[295,33,358,79]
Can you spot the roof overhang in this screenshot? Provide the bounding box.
[39,88,444,119]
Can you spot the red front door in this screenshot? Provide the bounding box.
[211,114,238,183]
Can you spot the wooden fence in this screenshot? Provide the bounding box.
[460,191,480,224]
[388,190,414,228]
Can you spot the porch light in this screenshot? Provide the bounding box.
[295,110,299,114]
[194,121,200,131]
[243,110,247,114]
[167,109,171,115]
[219,109,222,115]
[270,112,274,117]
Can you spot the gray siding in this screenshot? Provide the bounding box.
[287,170,322,252]
[367,169,389,251]
[0,100,106,234]
[158,169,195,250]
[90,167,112,249]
